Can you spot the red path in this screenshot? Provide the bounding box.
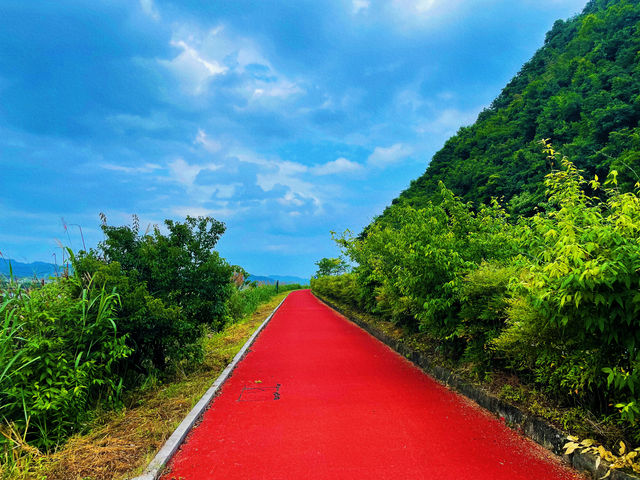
[162,290,582,480]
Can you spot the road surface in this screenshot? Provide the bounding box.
[161,289,582,480]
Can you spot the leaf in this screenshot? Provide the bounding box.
[565,442,580,455]
[619,441,626,455]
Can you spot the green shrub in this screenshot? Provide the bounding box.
[0,274,130,450]
[495,145,640,429]
[335,185,519,339]
[99,215,235,331]
[320,142,640,437]
[457,261,517,372]
[73,253,198,377]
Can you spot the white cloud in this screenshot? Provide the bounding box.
[168,158,205,186]
[392,0,455,13]
[367,143,412,168]
[139,0,160,20]
[160,39,227,95]
[167,158,227,203]
[101,162,162,174]
[107,111,169,132]
[312,157,362,176]
[353,0,370,14]
[235,151,322,212]
[212,183,240,199]
[251,80,303,100]
[386,0,467,28]
[195,129,222,153]
[162,24,303,105]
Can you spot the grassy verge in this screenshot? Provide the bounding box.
[313,293,625,449]
[1,292,292,480]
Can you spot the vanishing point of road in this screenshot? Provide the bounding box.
[161,289,582,480]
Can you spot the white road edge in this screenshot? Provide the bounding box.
[132,294,290,480]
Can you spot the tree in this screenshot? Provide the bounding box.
[314,257,349,278]
[99,215,234,331]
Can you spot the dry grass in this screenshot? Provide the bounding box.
[1,293,290,480]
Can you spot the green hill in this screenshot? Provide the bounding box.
[386,0,640,218]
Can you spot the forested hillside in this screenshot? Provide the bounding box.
[387,0,640,217]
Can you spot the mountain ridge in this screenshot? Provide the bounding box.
[379,0,640,221]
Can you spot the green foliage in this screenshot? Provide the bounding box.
[311,273,361,309]
[317,142,640,438]
[383,0,640,219]
[0,274,130,451]
[458,262,517,372]
[313,257,349,278]
[99,215,235,331]
[337,184,518,341]
[72,253,196,376]
[496,144,640,429]
[1,214,290,456]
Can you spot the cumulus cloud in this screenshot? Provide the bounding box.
[250,80,304,101]
[167,157,230,203]
[312,157,362,176]
[367,143,412,168]
[172,204,241,218]
[235,152,323,212]
[391,0,459,14]
[160,24,303,106]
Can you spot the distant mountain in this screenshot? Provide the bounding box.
[0,260,310,286]
[248,274,309,285]
[0,259,61,279]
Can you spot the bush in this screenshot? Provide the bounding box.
[495,146,640,427]
[335,185,519,340]
[73,254,198,377]
[99,215,235,331]
[458,261,517,372]
[0,274,130,450]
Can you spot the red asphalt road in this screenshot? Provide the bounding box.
[162,290,582,480]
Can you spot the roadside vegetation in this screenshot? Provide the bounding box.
[0,215,301,479]
[313,143,640,473]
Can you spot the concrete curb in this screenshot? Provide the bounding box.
[131,294,289,480]
[314,293,639,480]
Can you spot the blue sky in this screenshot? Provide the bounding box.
[0,0,587,278]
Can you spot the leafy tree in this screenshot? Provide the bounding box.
[99,215,234,331]
[314,257,349,278]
